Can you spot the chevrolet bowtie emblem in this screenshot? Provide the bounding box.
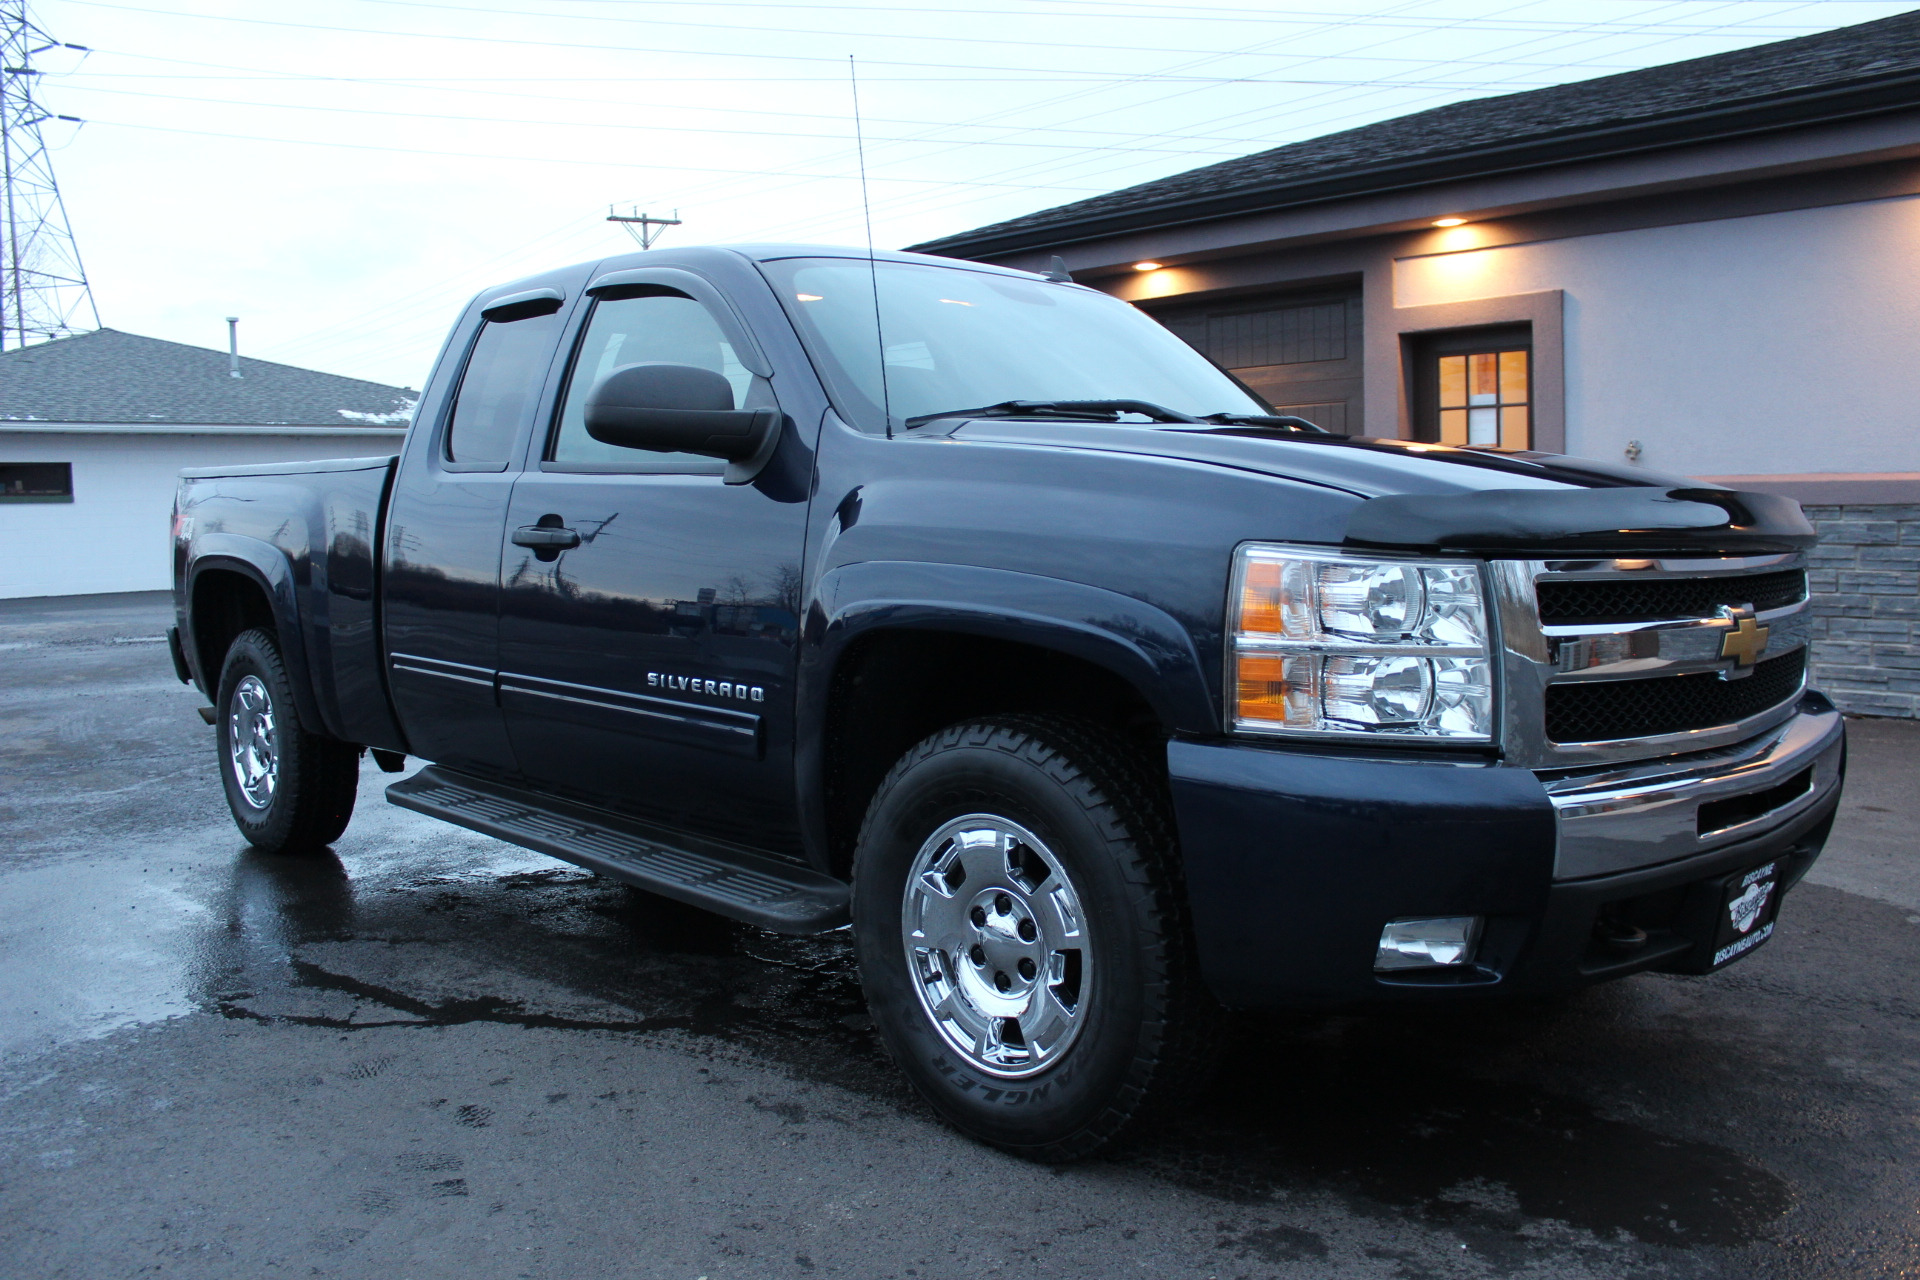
[1718,605,1770,667]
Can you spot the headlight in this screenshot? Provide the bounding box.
[1228,544,1494,741]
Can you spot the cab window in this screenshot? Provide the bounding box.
[444,310,565,468]
[548,291,754,467]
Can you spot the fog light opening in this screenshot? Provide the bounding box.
[1375,916,1483,972]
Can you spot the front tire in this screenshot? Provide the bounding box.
[215,628,358,854]
[852,716,1214,1161]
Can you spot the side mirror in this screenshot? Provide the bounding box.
[583,363,781,483]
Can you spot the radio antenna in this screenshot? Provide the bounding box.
[849,55,891,437]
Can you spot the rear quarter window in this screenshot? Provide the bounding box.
[445,311,565,467]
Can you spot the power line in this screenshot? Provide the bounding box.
[253,1,1824,361]
[58,45,1612,143]
[708,0,1827,244]
[57,79,1570,146]
[163,0,1892,373]
[80,117,1131,190]
[233,0,1715,69]
[245,0,1557,361]
[334,0,1858,39]
[54,65,1434,147]
[55,0,1727,82]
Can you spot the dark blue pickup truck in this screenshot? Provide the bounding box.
[170,244,1844,1159]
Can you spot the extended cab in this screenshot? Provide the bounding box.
[171,245,1844,1159]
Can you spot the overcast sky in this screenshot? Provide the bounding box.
[27,0,1918,389]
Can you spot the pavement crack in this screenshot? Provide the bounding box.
[213,959,694,1036]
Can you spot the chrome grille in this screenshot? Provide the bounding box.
[1490,553,1811,768]
[1543,649,1806,743]
[1535,569,1806,624]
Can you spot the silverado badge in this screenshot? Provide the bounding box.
[1718,604,1770,668]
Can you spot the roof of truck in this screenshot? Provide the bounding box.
[0,328,417,427]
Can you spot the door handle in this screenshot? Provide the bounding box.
[512,525,580,550]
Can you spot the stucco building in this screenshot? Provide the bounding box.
[0,329,412,599]
[914,12,1920,716]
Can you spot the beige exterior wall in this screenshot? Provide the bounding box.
[1390,193,1920,477]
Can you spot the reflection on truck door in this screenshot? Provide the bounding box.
[383,288,571,782]
[495,287,811,854]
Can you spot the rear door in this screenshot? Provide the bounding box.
[382,276,579,781]
[496,267,813,853]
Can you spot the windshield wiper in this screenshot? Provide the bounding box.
[904,399,1204,429]
[1198,412,1332,435]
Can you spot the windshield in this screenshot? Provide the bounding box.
[760,257,1268,431]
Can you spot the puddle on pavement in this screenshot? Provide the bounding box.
[179,836,1789,1257]
[189,841,885,1091]
[0,851,212,1059]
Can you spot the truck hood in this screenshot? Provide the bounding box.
[945,420,1815,555]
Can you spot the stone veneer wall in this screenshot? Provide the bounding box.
[1805,503,1920,718]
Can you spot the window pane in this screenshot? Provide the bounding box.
[1500,405,1531,450]
[1499,349,1529,404]
[1468,405,1498,445]
[1439,408,1468,444]
[446,312,564,466]
[1438,355,1466,409]
[1469,352,1499,403]
[550,294,749,464]
[0,461,73,501]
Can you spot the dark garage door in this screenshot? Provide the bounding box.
[1146,288,1363,434]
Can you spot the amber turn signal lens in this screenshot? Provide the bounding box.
[1239,558,1288,634]
[1235,653,1292,722]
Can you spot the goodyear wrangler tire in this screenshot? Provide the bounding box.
[215,628,359,854]
[852,715,1214,1161]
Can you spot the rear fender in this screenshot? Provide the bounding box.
[187,537,332,739]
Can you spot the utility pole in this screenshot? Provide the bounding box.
[0,1,96,351]
[606,206,681,251]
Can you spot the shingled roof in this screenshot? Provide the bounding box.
[0,328,416,426]
[912,10,1920,258]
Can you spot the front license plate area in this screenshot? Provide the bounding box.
[1710,861,1782,969]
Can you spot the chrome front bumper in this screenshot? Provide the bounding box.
[1544,696,1845,881]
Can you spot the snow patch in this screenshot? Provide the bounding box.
[338,404,415,426]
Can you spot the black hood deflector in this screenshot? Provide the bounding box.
[1344,487,1816,555]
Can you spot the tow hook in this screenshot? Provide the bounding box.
[1594,916,1650,952]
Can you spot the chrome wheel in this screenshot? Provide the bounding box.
[901,814,1090,1079]
[227,674,278,810]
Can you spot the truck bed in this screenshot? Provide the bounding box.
[174,455,406,752]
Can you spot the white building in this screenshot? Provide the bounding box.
[0,329,411,599]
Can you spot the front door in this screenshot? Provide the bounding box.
[383,283,572,781]
[497,280,812,854]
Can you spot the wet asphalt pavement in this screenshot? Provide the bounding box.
[2,592,1918,1279]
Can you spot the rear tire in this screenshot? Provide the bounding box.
[852,715,1215,1161]
[215,628,358,854]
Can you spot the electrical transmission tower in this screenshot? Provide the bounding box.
[1,1,96,351]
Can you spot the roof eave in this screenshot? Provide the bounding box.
[910,67,1920,259]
